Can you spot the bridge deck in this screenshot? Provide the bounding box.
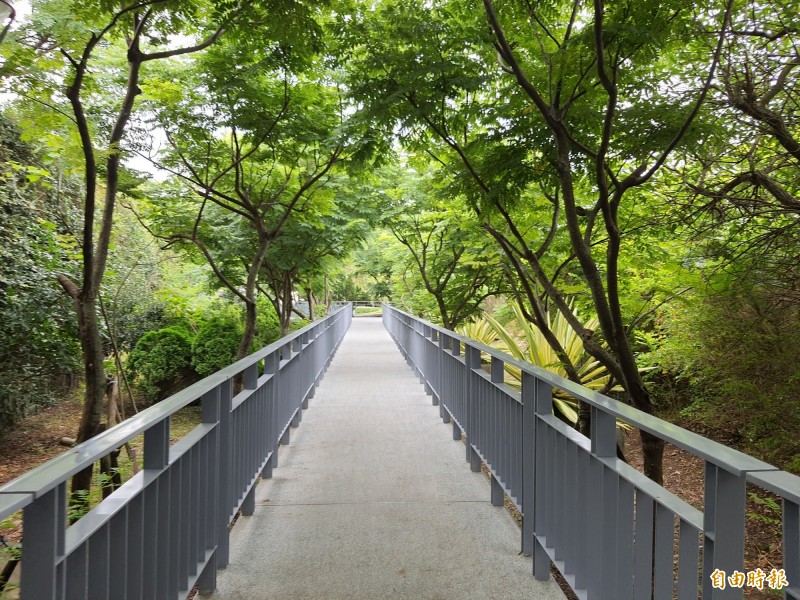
[209,317,565,600]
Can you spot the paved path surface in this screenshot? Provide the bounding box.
[210,317,565,600]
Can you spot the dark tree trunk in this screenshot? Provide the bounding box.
[238,299,258,360]
[69,295,107,506]
[640,429,664,484]
[0,556,19,594]
[306,287,315,321]
[280,280,293,336]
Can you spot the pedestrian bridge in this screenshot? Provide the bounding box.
[1,305,798,600]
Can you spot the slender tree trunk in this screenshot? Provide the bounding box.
[238,299,258,359]
[281,273,294,335]
[0,556,19,594]
[70,295,107,501]
[306,287,315,321]
[434,294,452,329]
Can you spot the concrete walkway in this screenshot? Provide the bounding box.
[211,317,565,600]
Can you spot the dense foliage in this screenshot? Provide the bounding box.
[0,119,81,428]
[127,327,196,402]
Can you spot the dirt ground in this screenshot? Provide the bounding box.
[0,395,84,489]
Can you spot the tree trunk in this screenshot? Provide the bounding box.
[70,295,107,504]
[434,294,452,329]
[0,556,19,594]
[280,282,293,335]
[306,287,315,321]
[238,299,258,360]
[640,430,664,483]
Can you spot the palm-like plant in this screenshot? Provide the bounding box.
[456,318,499,347]
[463,303,621,425]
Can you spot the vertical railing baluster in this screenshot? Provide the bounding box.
[21,482,66,600]
[703,463,746,600]
[466,346,482,473]
[127,492,144,600]
[110,510,128,599]
[521,372,535,557]
[197,385,220,595]
[532,375,552,577]
[784,499,799,600]
[217,378,233,569]
[88,524,110,600]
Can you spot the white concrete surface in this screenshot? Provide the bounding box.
[210,316,565,600]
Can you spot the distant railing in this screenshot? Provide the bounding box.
[383,304,800,600]
[0,305,352,600]
[329,300,383,315]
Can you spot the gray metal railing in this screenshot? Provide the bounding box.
[0,305,352,600]
[383,304,800,600]
[329,300,383,316]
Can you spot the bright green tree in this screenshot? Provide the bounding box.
[384,166,507,329]
[141,30,356,356]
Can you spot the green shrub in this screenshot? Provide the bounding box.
[192,314,243,376]
[127,327,197,402]
[252,299,281,350]
[289,318,311,332]
[649,288,800,472]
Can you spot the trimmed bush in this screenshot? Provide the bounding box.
[192,315,243,376]
[127,327,197,402]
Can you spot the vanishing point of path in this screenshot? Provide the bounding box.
[210,317,566,600]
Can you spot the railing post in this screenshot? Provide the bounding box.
[141,417,171,599]
[216,378,233,569]
[590,406,616,457]
[242,486,256,517]
[422,325,432,397]
[784,498,800,600]
[531,375,552,579]
[21,482,66,600]
[433,331,444,407]
[520,372,536,559]
[143,417,170,470]
[263,352,278,478]
[243,363,258,391]
[590,407,617,598]
[441,337,454,424]
[703,463,747,600]
[198,386,221,595]
[465,345,481,466]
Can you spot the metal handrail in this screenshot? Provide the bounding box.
[0,304,353,599]
[383,303,800,600]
